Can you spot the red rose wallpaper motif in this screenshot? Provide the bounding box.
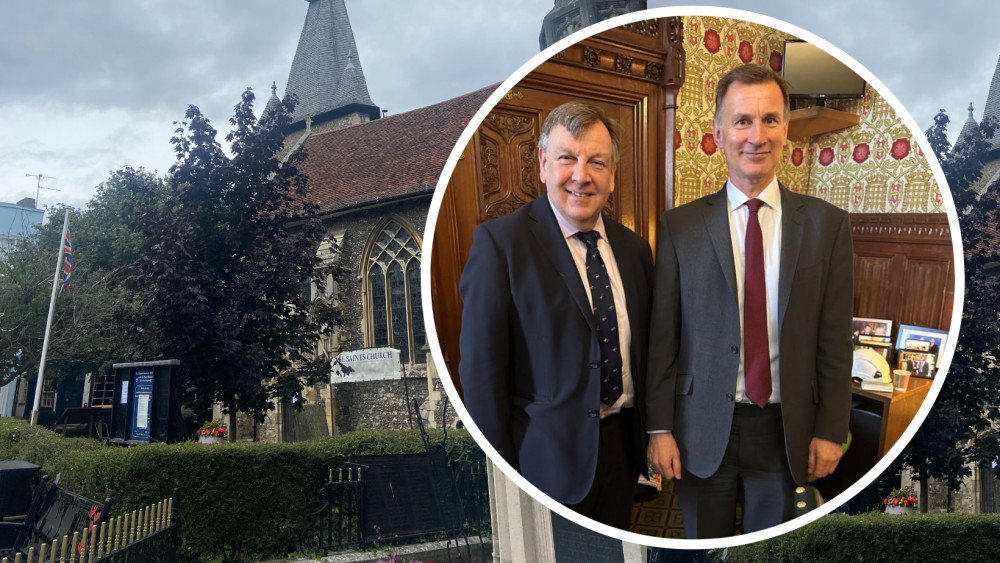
[675,129,682,150]
[791,147,804,166]
[818,147,835,166]
[891,138,911,160]
[701,133,717,155]
[738,40,753,63]
[852,143,870,164]
[769,51,782,73]
[704,29,721,54]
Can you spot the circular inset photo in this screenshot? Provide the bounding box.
[424,7,959,549]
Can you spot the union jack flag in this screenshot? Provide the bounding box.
[59,225,72,294]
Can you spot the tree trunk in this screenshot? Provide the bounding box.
[919,476,929,513]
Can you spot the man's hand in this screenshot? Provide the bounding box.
[807,437,843,482]
[647,432,682,480]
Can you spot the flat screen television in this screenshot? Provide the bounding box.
[782,40,866,100]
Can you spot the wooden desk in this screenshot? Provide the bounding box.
[851,377,932,457]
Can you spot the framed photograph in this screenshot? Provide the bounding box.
[855,343,891,360]
[895,324,948,367]
[853,317,893,345]
[897,350,937,379]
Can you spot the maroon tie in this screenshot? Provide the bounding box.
[744,198,771,407]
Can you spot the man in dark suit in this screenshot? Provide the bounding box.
[646,64,854,538]
[459,102,653,528]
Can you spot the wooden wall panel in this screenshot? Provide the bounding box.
[432,19,685,395]
[850,213,955,337]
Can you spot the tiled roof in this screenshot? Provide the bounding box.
[983,53,1000,151]
[284,0,376,124]
[296,84,496,216]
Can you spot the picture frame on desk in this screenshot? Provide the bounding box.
[895,324,947,367]
[898,349,936,379]
[856,342,891,360]
[853,317,893,346]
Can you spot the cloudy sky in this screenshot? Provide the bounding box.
[2,1,997,218]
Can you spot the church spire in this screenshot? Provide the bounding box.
[982,52,1000,150]
[262,81,282,118]
[284,0,378,125]
[956,102,979,149]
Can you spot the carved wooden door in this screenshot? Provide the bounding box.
[431,19,685,395]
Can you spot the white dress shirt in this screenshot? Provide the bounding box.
[726,178,782,403]
[548,196,633,417]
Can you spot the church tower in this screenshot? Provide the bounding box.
[277,0,380,152]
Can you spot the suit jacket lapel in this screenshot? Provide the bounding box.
[527,197,597,331]
[778,185,805,324]
[703,189,739,306]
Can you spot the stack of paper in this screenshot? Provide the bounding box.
[861,379,894,392]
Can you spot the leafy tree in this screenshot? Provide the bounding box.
[897,110,1000,504]
[0,168,160,392]
[123,89,342,440]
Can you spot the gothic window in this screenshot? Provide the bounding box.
[365,219,425,364]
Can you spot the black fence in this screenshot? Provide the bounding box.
[300,455,490,557]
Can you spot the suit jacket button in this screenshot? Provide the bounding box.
[589,362,599,369]
[588,410,599,418]
[726,393,734,401]
[731,345,739,354]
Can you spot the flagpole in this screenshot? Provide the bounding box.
[30,209,69,426]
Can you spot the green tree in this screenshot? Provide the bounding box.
[123,89,342,440]
[898,110,1000,504]
[0,168,159,391]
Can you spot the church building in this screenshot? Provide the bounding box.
[239,0,491,442]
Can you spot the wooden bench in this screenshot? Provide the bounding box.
[0,474,112,560]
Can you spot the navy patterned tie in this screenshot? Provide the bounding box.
[575,231,623,407]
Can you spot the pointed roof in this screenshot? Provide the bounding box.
[982,52,1000,150]
[956,102,979,148]
[284,0,378,125]
[262,82,282,118]
[296,85,495,215]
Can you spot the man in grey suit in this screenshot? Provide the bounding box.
[645,64,853,538]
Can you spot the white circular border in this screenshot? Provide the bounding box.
[421,5,963,551]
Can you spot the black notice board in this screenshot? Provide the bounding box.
[348,453,465,542]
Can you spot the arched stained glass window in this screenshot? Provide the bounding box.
[370,269,388,347]
[407,260,426,363]
[365,219,424,364]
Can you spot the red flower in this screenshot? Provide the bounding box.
[738,41,753,63]
[791,147,804,166]
[700,133,717,155]
[674,129,682,150]
[769,50,782,73]
[852,143,870,164]
[704,29,721,54]
[818,147,835,166]
[891,138,911,160]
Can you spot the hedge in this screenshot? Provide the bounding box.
[0,417,485,561]
[726,512,1000,563]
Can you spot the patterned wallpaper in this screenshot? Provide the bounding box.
[674,16,942,214]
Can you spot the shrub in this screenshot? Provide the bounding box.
[0,417,484,562]
[727,512,1000,563]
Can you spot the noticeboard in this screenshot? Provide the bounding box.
[129,368,154,442]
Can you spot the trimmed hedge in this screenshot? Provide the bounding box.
[727,512,1000,563]
[0,417,484,561]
